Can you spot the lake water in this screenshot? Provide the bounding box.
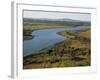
[23,26,84,56]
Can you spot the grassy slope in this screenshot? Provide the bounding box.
[23,28,91,69]
[23,21,81,30]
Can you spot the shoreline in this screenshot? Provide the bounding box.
[23,25,90,40]
[23,28,91,69]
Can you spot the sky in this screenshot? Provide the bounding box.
[23,10,91,21]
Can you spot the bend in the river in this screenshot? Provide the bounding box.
[23,26,85,56]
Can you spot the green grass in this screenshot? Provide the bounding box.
[23,21,83,30]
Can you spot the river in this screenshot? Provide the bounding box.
[23,26,85,56]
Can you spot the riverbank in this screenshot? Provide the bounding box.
[23,28,91,69]
[23,21,90,40]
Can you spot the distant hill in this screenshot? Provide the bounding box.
[23,18,90,26]
[23,18,90,23]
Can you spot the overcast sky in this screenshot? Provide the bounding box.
[23,10,91,21]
